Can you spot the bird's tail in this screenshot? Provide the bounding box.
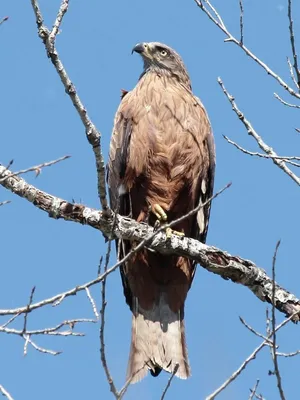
[126,293,191,384]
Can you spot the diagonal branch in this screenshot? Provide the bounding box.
[0,155,70,184]
[0,16,9,26]
[0,385,14,400]
[206,310,298,400]
[223,135,300,167]
[30,0,110,216]
[194,0,300,100]
[1,165,300,322]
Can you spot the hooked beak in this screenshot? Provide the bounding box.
[132,42,153,59]
[132,43,145,54]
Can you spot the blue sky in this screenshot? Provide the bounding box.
[1,0,300,399]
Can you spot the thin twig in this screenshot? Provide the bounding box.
[249,380,260,400]
[224,135,300,167]
[0,16,9,26]
[0,155,70,184]
[287,57,298,88]
[274,92,300,108]
[24,334,61,355]
[0,385,14,400]
[271,241,286,400]
[30,0,110,215]
[0,200,10,207]
[287,0,300,88]
[1,318,95,337]
[85,288,99,319]
[23,287,36,334]
[277,350,300,357]
[206,341,267,400]
[206,309,299,400]
[239,0,244,45]
[49,0,69,47]
[218,78,300,185]
[239,316,274,345]
[160,364,179,400]
[100,218,119,397]
[0,313,21,329]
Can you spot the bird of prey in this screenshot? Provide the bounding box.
[107,42,215,383]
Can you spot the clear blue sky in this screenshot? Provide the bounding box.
[1,0,300,399]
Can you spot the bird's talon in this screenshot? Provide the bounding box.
[152,204,167,221]
[165,227,185,238]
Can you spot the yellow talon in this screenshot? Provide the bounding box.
[151,204,185,238]
[152,204,167,221]
[166,227,185,238]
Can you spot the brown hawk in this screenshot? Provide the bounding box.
[107,42,215,383]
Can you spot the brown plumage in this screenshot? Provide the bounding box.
[107,42,215,383]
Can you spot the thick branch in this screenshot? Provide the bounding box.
[1,165,300,321]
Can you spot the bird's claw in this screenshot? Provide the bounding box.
[151,204,184,238]
[166,227,185,238]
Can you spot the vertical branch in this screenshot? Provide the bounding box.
[22,287,36,334]
[100,228,119,397]
[239,0,244,45]
[271,241,286,400]
[287,0,300,88]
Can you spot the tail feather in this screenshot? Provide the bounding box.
[127,294,190,384]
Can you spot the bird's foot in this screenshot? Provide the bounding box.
[165,227,185,239]
[151,204,185,238]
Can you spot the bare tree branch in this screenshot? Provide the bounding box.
[0,385,14,400]
[271,241,286,400]
[0,16,9,26]
[249,380,260,400]
[218,78,300,185]
[287,0,300,89]
[0,200,10,207]
[239,316,274,346]
[274,92,300,109]
[206,310,298,400]
[85,288,99,320]
[1,164,300,321]
[0,155,70,184]
[24,334,61,356]
[0,319,95,337]
[30,0,110,215]
[239,0,244,45]
[278,350,300,358]
[287,57,299,88]
[22,286,36,334]
[48,0,68,47]
[223,135,300,167]
[100,239,119,398]
[160,364,179,400]
[194,0,300,100]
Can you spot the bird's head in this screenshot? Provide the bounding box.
[132,42,191,88]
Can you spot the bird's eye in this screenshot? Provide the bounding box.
[160,50,167,56]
